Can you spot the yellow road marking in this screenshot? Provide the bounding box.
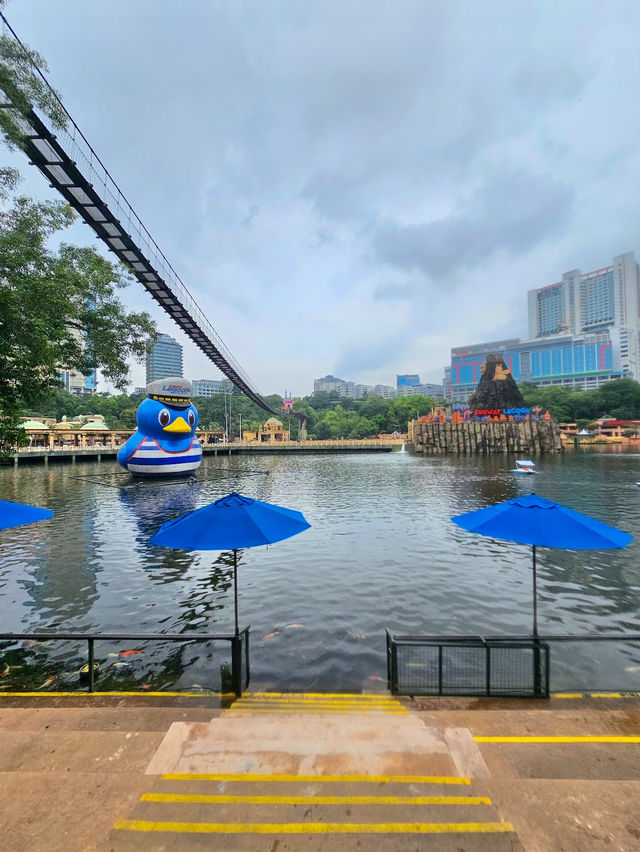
[244,692,392,699]
[232,699,400,706]
[142,793,491,806]
[0,691,218,698]
[227,705,409,716]
[476,736,640,743]
[554,692,640,699]
[114,819,514,834]
[163,773,471,785]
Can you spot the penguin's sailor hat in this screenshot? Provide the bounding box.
[146,377,193,409]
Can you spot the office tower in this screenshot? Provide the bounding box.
[146,333,183,383]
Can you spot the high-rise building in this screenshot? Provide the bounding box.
[146,333,183,383]
[192,378,233,397]
[396,374,421,388]
[528,253,639,339]
[58,327,97,395]
[447,252,640,401]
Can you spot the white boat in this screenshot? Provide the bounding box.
[512,459,537,474]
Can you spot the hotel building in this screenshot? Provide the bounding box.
[447,252,640,401]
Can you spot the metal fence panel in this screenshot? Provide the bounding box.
[387,632,549,697]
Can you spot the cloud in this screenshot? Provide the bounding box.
[373,171,575,281]
[4,0,640,395]
[373,282,414,302]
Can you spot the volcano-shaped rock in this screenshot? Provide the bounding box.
[468,353,526,411]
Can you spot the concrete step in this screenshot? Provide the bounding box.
[145,712,457,776]
[0,706,219,732]
[0,730,164,773]
[94,775,522,852]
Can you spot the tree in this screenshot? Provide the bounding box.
[0,188,156,457]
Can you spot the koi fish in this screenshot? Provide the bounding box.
[1,665,22,676]
[368,674,384,682]
[38,675,56,689]
[283,623,303,630]
[261,631,280,641]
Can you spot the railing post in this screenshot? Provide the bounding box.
[389,636,399,695]
[438,645,443,696]
[231,634,242,698]
[243,627,251,692]
[88,638,95,693]
[533,640,542,697]
[485,644,491,696]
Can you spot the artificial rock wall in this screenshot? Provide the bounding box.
[411,419,562,455]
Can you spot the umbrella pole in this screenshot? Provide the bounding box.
[233,549,239,637]
[532,544,543,696]
[532,544,538,638]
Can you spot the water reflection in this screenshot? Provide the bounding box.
[1,450,639,691]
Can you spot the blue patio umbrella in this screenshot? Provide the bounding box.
[451,494,633,637]
[149,492,311,633]
[0,500,53,531]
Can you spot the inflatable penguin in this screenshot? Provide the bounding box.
[117,378,202,476]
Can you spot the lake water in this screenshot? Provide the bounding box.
[1,448,640,693]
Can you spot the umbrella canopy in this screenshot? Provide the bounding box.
[451,494,632,644]
[451,494,633,550]
[149,492,310,550]
[0,500,53,531]
[149,492,311,633]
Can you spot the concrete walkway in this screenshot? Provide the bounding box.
[0,692,638,851]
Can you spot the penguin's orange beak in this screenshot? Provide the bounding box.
[162,416,191,433]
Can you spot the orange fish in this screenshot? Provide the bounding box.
[368,674,384,682]
[140,683,151,690]
[119,649,144,657]
[261,631,280,641]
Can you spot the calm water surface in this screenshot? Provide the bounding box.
[1,448,639,692]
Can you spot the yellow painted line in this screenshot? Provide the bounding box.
[163,773,471,785]
[0,691,218,698]
[142,792,491,806]
[227,704,409,716]
[244,692,391,699]
[554,692,640,699]
[114,819,514,834]
[475,736,640,743]
[234,698,402,707]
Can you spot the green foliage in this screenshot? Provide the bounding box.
[518,378,640,422]
[0,185,156,456]
[0,31,67,150]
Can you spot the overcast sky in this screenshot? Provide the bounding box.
[3,0,640,396]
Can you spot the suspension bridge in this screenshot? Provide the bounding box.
[0,13,284,419]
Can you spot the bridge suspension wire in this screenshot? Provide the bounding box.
[0,12,281,418]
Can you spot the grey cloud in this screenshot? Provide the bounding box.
[373,282,414,302]
[373,171,575,280]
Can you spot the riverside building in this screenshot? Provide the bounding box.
[447,252,640,402]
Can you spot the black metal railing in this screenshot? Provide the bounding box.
[0,628,250,697]
[386,631,550,698]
